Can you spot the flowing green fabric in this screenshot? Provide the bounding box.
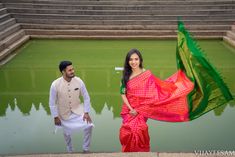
[176,21,233,120]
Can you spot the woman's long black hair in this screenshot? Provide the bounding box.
[122,48,143,86]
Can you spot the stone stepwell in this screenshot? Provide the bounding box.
[224,24,235,47]
[0,2,29,63]
[0,0,234,62]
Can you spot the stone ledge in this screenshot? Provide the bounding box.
[227,31,235,40]
[19,23,232,30]
[0,35,29,61]
[15,18,235,25]
[6,8,235,15]
[29,34,222,39]
[224,36,235,48]
[24,29,226,36]
[0,18,16,32]
[4,3,235,10]
[0,23,21,40]
[2,0,235,5]
[0,13,11,23]
[2,152,198,157]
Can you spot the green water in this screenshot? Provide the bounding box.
[0,39,235,154]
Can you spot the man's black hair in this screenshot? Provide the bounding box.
[59,61,72,72]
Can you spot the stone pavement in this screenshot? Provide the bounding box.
[3,152,198,157]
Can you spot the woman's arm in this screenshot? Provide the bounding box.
[121,94,133,110]
[121,94,138,116]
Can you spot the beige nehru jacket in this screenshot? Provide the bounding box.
[49,76,91,120]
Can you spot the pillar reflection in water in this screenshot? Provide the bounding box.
[0,67,232,118]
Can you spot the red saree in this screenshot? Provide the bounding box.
[119,70,194,152]
[119,21,233,152]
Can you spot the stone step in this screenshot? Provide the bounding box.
[20,23,232,30]
[24,29,226,36]
[0,18,16,32]
[29,34,222,39]
[223,36,235,47]
[0,29,25,52]
[0,13,10,23]
[0,35,29,61]
[0,8,7,15]
[1,0,232,1]
[227,31,235,40]
[10,13,235,21]
[0,23,21,40]
[0,41,4,53]
[232,25,235,32]
[0,3,3,9]
[2,0,235,5]
[16,18,235,25]
[4,3,235,10]
[7,8,235,15]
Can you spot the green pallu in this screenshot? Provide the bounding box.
[176,21,233,120]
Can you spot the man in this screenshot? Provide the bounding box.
[49,61,93,153]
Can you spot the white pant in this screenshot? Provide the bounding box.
[60,113,94,152]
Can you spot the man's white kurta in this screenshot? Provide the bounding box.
[49,76,93,134]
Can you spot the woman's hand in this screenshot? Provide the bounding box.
[129,109,138,116]
[121,94,138,116]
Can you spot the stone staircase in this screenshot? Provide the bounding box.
[0,2,29,64]
[224,24,235,47]
[1,0,234,39]
[0,0,234,62]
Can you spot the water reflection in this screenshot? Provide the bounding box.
[0,68,234,118]
[0,68,122,118]
[0,39,235,154]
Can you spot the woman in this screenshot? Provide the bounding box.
[119,49,195,152]
[119,21,233,152]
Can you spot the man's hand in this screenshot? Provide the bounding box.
[54,117,61,126]
[83,113,92,124]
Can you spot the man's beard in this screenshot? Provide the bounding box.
[66,73,75,78]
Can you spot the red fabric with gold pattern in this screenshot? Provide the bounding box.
[120,70,194,152]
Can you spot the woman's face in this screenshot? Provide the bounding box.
[129,53,140,70]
